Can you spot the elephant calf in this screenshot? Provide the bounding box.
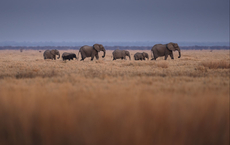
[43,49,60,60]
[134,52,149,60]
[62,52,77,61]
[112,49,131,60]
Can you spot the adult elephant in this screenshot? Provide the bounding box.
[151,42,181,60]
[112,49,131,60]
[78,44,106,61]
[62,52,77,61]
[134,52,149,60]
[43,49,60,60]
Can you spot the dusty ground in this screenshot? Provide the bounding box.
[0,50,229,145]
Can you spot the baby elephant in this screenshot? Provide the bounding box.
[112,49,131,60]
[134,52,149,60]
[62,52,77,61]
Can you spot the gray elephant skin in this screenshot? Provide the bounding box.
[62,52,77,61]
[43,49,60,60]
[78,44,106,61]
[151,42,181,60]
[134,52,149,60]
[112,49,131,60]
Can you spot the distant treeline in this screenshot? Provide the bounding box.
[0,41,229,46]
[0,46,229,50]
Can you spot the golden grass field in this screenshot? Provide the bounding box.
[0,49,229,145]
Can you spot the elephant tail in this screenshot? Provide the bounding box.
[43,52,46,59]
[77,50,81,60]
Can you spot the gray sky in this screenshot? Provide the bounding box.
[0,0,229,42]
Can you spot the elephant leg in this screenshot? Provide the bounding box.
[81,56,86,61]
[113,57,116,60]
[91,51,98,61]
[152,52,157,60]
[80,56,85,61]
[81,53,86,61]
[95,53,99,60]
[91,55,94,61]
[170,53,174,59]
[164,55,168,60]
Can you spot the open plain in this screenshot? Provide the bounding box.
[0,49,229,145]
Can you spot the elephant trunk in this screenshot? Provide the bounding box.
[57,53,60,59]
[128,54,131,60]
[178,48,181,58]
[102,49,106,58]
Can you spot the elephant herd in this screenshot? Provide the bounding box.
[43,42,181,61]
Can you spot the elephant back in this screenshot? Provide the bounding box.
[134,52,138,58]
[43,50,49,56]
[43,50,51,59]
[112,49,123,58]
[134,52,142,60]
[62,52,70,57]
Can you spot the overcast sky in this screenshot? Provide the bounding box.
[0,0,229,42]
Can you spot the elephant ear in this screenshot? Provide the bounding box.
[54,49,59,54]
[174,43,179,48]
[50,50,55,55]
[93,44,100,52]
[167,42,176,51]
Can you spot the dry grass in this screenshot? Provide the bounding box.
[15,70,57,79]
[157,62,168,68]
[0,50,229,145]
[200,60,230,69]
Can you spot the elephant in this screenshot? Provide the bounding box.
[62,52,77,61]
[151,42,181,60]
[78,44,106,61]
[112,49,131,60]
[134,52,149,60]
[43,49,60,60]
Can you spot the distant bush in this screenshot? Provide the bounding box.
[0,45,229,50]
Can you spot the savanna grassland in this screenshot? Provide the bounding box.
[0,49,229,145]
